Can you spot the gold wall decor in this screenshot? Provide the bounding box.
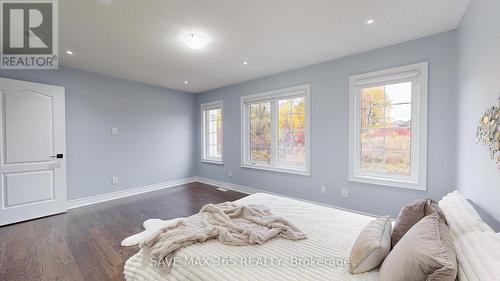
[475,96,500,169]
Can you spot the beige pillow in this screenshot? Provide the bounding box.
[392,199,441,248]
[379,213,457,281]
[349,216,391,274]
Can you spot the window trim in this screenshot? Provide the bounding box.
[201,100,223,164]
[240,84,311,176]
[348,62,428,190]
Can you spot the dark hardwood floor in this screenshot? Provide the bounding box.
[0,182,246,281]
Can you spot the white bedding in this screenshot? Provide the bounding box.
[124,193,379,281]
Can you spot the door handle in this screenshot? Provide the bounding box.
[50,154,64,159]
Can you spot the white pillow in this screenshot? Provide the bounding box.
[439,191,497,281]
[454,231,500,281]
[349,216,392,274]
[439,191,493,239]
[121,218,183,246]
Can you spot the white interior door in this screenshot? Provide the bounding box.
[0,77,66,226]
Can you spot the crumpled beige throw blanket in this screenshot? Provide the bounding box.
[139,202,306,271]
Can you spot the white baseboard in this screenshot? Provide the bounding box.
[195,176,377,218]
[67,177,197,210]
[194,176,262,195]
[67,175,376,218]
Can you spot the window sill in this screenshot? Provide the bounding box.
[241,163,310,176]
[201,159,224,165]
[349,174,426,191]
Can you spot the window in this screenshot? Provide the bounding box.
[349,62,428,190]
[241,84,310,175]
[201,101,223,164]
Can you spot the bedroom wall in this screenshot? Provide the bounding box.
[0,67,196,200]
[195,31,458,218]
[456,0,500,230]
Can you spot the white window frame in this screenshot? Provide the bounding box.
[348,62,428,190]
[241,84,311,176]
[201,101,223,164]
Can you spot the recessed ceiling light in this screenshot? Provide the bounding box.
[366,19,375,24]
[243,61,248,65]
[184,81,189,84]
[181,33,209,50]
[66,50,73,55]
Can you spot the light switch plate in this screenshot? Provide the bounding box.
[320,185,326,194]
[112,176,119,185]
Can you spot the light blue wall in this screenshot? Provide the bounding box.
[4,25,488,226]
[456,0,500,230]
[0,67,196,200]
[195,31,458,218]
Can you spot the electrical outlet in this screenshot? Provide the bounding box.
[341,188,349,198]
[228,170,232,177]
[111,127,119,135]
[112,176,119,185]
[320,185,326,194]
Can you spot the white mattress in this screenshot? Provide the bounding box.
[124,193,379,281]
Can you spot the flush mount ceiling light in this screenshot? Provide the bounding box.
[181,33,209,50]
[66,50,73,55]
[366,19,375,24]
[243,61,248,65]
[184,81,189,84]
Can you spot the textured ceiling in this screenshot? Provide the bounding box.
[60,0,470,93]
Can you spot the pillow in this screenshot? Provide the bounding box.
[121,218,183,246]
[391,198,441,248]
[439,191,494,239]
[349,215,391,274]
[440,191,482,219]
[379,213,458,281]
[453,231,500,281]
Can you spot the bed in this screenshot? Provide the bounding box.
[123,191,499,281]
[124,193,379,281]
